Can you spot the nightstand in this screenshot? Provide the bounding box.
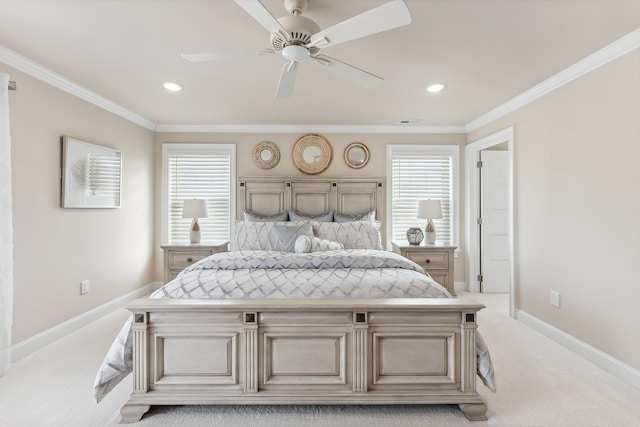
[391,241,457,296]
[161,242,229,283]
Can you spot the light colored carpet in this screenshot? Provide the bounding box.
[0,292,639,427]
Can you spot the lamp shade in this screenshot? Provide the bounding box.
[182,199,208,219]
[417,199,442,219]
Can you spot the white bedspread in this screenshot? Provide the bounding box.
[94,249,495,401]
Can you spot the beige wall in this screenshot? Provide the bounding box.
[6,46,638,376]
[468,50,640,370]
[5,66,156,343]
[153,132,467,282]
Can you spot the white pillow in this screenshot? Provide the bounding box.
[312,221,383,250]
[229,221,278,251]
[294,235,345,253]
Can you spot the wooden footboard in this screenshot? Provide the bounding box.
[120,298,488,422]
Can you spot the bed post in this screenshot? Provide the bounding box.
[120,311,151,423]
[352,312,368,392]
[458,311,488,421]
[243,312,259,393]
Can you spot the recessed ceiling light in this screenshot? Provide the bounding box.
[426,83,446,93]
[162,82,183,92]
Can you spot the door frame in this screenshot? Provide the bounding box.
[465,126,515,317]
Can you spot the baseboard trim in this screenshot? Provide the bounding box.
[516,309,640,391]
[11,282,162,362]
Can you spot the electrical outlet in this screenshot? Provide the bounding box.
[81,280,90,295]
[550,291,560,308]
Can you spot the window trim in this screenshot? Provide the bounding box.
[385,144,460,252]
[161,143,236,245]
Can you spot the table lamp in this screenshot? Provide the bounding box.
[417,199,442,244]
[182,199,208,243]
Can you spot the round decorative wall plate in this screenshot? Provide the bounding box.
[344,142,370,169]
[292,134,332,175]
[253,141,280,169]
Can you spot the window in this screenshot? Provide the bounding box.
[162,144,236,244]
[386,145,459,249]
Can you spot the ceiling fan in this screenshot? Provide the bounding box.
[182,0,412,99]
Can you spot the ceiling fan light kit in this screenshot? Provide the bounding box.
[183,0,412,98]
[282,44,310,62]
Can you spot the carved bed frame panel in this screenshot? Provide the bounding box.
[121,299,487,422]
[119,176,488,423]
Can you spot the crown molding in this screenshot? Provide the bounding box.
[465,28,640,133]
[3,27,639,135]
[0,45,156,130]
[153,123,467,134]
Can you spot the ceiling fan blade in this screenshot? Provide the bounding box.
[234,0,288,37]
[181,49,274,62]
[275,61,298,99]
[312,55,383,90]
[308,0,411,49]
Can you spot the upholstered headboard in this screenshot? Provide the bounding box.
[237,176,386,242]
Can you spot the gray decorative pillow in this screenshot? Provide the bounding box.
[333,209,376,223]
[294,235,345,253]
[273,223,314,252]
[288,209,334,222]
[243,209,289,222]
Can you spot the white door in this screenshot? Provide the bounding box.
[480,150,509,293]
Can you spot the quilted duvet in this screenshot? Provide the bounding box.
[94,249,495,402]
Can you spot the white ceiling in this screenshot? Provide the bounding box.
[1,0,639,130]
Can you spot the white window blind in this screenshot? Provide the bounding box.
[386,145,459,247]
[162,144,235,244]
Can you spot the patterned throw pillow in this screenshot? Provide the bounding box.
[294,235,345,253]
[333,209,376,223]
[243,209,288,222]
[312,221,383,250]
[273,223,314,252]
[288,209,334,222]
[229,221,279,251]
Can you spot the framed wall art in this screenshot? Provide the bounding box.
[61,136,122,208]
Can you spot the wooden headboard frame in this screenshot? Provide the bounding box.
[238,176,386,242]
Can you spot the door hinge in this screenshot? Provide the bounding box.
[477,217,483,225]
[477,274,483,282]
[477,160,483,168]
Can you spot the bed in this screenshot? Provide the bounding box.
[94,177,495,423]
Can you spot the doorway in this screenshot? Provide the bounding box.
[479,149,509,292]
[465,127,515,316]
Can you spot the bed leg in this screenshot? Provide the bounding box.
[120,404,150,423]
[458,402,488,421]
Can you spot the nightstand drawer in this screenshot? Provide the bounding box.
[168,251,211,269]
[427,272,448,288]
[162,242,229,284]
[391,242,456,296]
[404,251,449,269]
